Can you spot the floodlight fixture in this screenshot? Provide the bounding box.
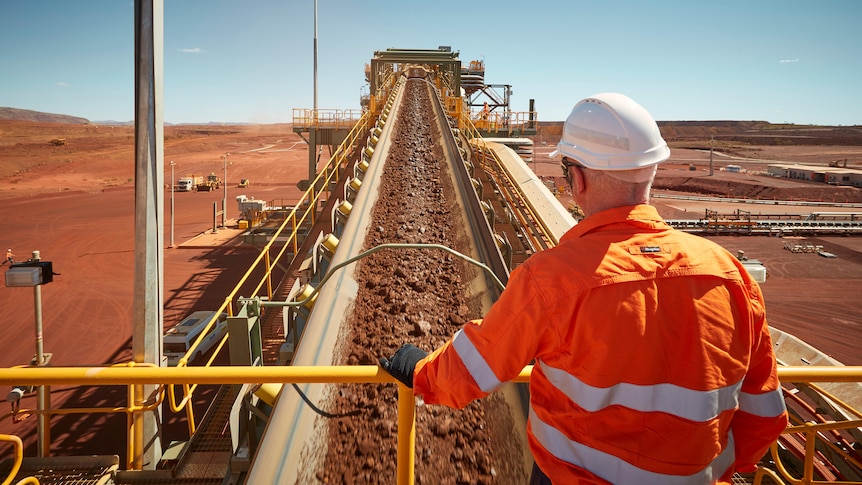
[5,261,54,287]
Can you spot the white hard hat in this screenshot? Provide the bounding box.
[552,93,670,181]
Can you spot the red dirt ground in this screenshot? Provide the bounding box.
[1,119,861,466]
[0,122,314,458]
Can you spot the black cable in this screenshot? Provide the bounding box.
[291,383,362,418]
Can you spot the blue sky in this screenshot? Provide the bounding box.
[1,1,860,125]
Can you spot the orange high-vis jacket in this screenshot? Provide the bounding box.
[413,205,788,484]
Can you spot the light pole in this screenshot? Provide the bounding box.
[223,153,229,227]
[170,161,175,247]
[4,250,54,457]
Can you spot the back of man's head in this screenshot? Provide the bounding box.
[553,93,670,184]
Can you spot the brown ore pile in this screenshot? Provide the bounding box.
[315,80,529,484]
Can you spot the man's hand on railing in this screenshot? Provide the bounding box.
[379,344,427,388]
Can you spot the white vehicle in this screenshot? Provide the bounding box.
[176,175,204,192]
[163,311,228,365]
[177,177,194,192]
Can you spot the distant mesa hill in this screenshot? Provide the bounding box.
[0,107,90,124]
[659,120,862,146]
[0,107,244,126]
[537,120,862,146]
[3,108,860,146]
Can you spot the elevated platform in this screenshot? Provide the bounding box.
[472,113,538,137]
[291,108,365,185]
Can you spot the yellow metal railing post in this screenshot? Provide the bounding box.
[184,383,196,435]
[291,212,299,256]
[264,250,273,301]
[804,426,817,484]
[127,384,136,470]
[131,384,143,469]
[397,385,416,485]
[310,184,317,226]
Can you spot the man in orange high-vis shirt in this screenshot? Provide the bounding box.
[380,92,788,484]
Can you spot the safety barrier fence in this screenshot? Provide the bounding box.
[291,108,365,131]
[2,366,861,485]
[470,110,538,136]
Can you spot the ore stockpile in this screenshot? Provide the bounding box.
[313,79,528,484]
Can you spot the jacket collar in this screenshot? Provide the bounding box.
[562,205,669,242]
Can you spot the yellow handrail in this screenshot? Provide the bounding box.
[2,366,861,483]
[767,379,862,485]
[3,365,861,387]
[0,433,39,485]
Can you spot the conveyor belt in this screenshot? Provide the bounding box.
[245,74,529,483]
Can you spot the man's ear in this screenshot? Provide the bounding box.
[572,165,586,196]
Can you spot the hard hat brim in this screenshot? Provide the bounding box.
[554,140,670,171]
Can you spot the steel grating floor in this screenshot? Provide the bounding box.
[0,455,118,485]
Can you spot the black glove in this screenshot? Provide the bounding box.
[379,344,428,388]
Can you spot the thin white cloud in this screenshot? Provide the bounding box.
[779,59,800,64]
[55,82,69,87]
[178,47,204,54]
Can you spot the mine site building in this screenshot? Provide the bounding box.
[768,163,862,187]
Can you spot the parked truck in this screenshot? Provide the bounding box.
[197,172,222,192]
[177,175,204,192]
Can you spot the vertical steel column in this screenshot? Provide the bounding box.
[133,0,164,469]
[31,250,50,458]
[170,161,175,247]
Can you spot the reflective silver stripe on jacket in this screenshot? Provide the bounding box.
[540,361,741,422]
[452,329,502,393]
[530,407,735,484]
[739,387,786,417]
[540,361,786,420]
